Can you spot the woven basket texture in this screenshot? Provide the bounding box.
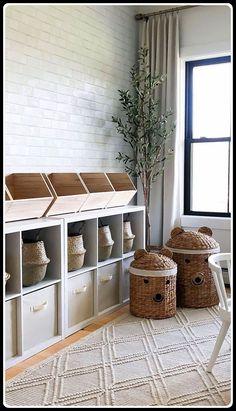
[130,249,176,271]
[68,235,86,272]
[130,273,176,319]
[173,252,219,308]
[98,226,114,261]
[22,241,50,286]
[123,221,135,253]
[123,238,134,254]
[166,229,219,250]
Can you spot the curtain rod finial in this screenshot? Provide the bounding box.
[135,13,144,21]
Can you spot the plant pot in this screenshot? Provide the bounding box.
[68,235,86,272]
[98,225,114,262]
[22,241,50,286]
[123,221,135,253]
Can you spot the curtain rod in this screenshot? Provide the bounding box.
[135,5,199,20]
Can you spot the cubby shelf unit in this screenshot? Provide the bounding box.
[4,205,145,368]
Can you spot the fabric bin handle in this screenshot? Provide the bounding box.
[31,301,48,312]
[72,285,87,294]
[100,275,112,283]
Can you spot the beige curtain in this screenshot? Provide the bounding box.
[139,12,180,245]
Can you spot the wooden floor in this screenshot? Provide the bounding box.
[5,304,130,381]
[5,287,230,381]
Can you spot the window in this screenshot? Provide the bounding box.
[184,56,231,217]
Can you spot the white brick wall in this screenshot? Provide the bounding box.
[4,5,138,173]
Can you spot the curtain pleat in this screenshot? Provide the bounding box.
[139,12,180,245]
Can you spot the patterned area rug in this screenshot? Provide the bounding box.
[5,306,231,407]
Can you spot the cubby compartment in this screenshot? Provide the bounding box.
[98,214,123,264]
[66,219,97,275]
[79,173,115,211]
[5,299,18,361]
[5,232,21,299]
[67,270,94,328]
[122,256,133,302]
[44,173,89,216]
[21,225,62,293]
[98,262,120,313]
[106,173,137,207]
[5,173,54,222]
[122,211,145,257]
[23,285,58,351]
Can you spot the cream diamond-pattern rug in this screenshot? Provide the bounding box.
[5,306,231,407]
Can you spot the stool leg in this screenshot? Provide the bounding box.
[206,320,230,373]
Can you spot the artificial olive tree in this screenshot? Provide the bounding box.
[112,47,175,248]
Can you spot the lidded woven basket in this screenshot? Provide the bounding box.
[22,241,50,286]
[129,248,177,319]
[165,226,220,308]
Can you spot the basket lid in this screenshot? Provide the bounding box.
[165,226,220,251]
[130,248,177,271]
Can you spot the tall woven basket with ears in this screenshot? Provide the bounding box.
[165,226,220,308]
[22,241,50,286]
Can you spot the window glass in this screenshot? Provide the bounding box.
[191,142,229,213]
[192,63,231,139]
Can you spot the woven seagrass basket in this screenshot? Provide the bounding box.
[129,248,177,319]
[123,221,135,253]
[68,235,86,272]
[98,225,114,262]
[165,226,220,308]
[22,241,50,286]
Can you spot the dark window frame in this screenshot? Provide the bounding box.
[184,56,231,217]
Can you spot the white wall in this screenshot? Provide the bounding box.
[136,4,232,249]
[4,5,138,173]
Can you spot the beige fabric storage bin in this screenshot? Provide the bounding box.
[23,285,58,351]
[44,173,89,216]
[79,173,115,211]
[106,173,137,207]
[122,257,133,301]
[5,299,17,360]
[5,173,54,222]
[98,262,120,312]
[68,271,94,327]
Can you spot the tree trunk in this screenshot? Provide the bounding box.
[143,184,151,249]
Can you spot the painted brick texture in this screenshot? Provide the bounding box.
[4,5,138,173]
